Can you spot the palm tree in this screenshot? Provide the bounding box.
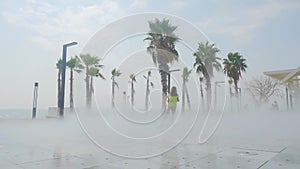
[129,73,136,108]
[144,18,180,108]
[67,57,84,112]
[181,67,192,111]
[223,52,247,95]
[193,41,222,110]
[56,59,63,109]
[111,68,121,108]
[144,70,154,110]
[80,54,104,108]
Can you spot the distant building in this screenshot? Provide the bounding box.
[264,66,300,111]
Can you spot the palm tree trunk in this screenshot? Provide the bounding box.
[200,81,205,112]
[57,71,61,109]
[205,75,212,111]
[185,85,191,110]
[181,81,186,112]
[145,75,150,110]
[234,79,238,95]
[159,69,168,110]
[89,76,93,108]
[70,69,74,112]
[112,78,115,108]
[85,67,90,108]
[131,80,134,108]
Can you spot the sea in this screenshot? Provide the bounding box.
[0,109,48,119]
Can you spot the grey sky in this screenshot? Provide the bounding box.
[0,0,299,109]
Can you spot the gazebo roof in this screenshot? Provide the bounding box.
[263,66,300,84]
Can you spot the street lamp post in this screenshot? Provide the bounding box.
[214,81,225,111]
[168,69,180,93]
[59,42,78,117]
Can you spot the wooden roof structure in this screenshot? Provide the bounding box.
[264,66,300,84]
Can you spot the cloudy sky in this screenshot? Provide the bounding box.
[0,0,299,109]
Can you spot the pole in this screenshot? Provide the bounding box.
[59,46,67,117]
[59,42,77,117]
[32,82,39,118]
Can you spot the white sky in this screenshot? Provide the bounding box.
[0,0,299,109]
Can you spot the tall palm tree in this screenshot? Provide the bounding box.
[80,54,104,108]
[67,57,84,112]
[223,52,247,95]
[144,70,154,110]
[144,18,180,108]
[111,68,121,108]
[193,41,222,110]
[56,59,63,109]
[181,67,192,111]
[129,73,136,108]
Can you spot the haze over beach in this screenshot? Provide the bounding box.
[0,0,299,109]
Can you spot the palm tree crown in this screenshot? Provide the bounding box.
[145,18,179,66]
[223,52,247,94]
[67,57,84,72]
[193,41,222,77]
[182,67,192,82]
[79,54,105,108]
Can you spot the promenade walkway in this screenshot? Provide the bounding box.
[0,111,299,169]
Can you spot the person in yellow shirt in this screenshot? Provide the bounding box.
[167,86,179,114]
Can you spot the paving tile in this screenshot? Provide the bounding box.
[0,144,58,165]
[18,155,94,169]
[72,151,123,166]
[0,158,23,169]
[260,144,300,169]
[181,147,278,169]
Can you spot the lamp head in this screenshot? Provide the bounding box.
[63,41,78,47]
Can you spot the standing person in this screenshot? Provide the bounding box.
[167,86,179,114]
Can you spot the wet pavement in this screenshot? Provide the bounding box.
[0,111,299,169]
